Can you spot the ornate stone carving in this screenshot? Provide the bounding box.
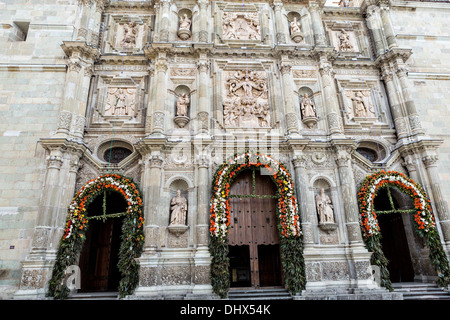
[176,93,189,117]
[344,90,375,119]
[222,12,260,41]
[57,110,72,133]
[170,190,188,226]
[104,87,136,116]
[300,93,318,128]
[173,92,190,128]
[223,70,270,128]
[337,29,354,52]
[315,188,335,224]
[178,13,192,40]
[289,17,304,43]
[120,21,138,49]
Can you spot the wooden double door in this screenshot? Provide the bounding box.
[228,169,282,288]
[78,193,126,292]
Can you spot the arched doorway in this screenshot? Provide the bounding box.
[47,174,144,300]
[228,168,282,288]
[78,191,127,292]
[373,187,415,282]
[358,170,450,291]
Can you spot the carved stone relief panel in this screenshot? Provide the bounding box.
[333,29,358,52]
[222,12,260,41]
[89,75,147,128]
[344,90,376,119]
[324,21,371,58]
[104,87,137,116]
[222,70,270,128]
[103,15,151,54]
[336,79,389,126]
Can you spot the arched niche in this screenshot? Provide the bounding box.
[287,11,304,43]
[177,8,192,40]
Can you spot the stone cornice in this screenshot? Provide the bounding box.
[61,41,100,63]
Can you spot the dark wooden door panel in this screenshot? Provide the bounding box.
[229,168,282,288]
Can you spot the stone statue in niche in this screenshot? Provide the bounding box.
[179,14,191,30]
[121,21,138,48]
[176,93,189,117]
[170,190,187,226]
[351,91,375,117]
[177,13,192,40]
[105,87,136,116]
[290,17,301,34]
[222,12,260,41]
[338,29,354,52]
[223,70,270,128]
[300,92,318,128]
[300,93,316,118]
[289,17,304,43]
[315,188,335,224]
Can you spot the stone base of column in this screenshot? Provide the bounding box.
[298,243,402,299]
[132,247,214,300]
[13,259,55,300]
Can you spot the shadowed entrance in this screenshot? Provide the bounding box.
[373,187,415,283]
[79,192,127,292]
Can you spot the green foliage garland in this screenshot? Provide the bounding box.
[209,152,305,298]
[358,170,450,290]
[47,174,144,299]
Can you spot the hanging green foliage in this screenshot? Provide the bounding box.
[358,170,450,290]
[209,152,305,298]
[47,174,144,300]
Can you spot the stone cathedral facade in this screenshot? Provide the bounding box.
[1,0,450,300]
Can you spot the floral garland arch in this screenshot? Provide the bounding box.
[47,173,144,300]
[358,170,450,289]
[209,152,305,298]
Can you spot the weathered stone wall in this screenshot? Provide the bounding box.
[391,0,450,212]
[0,0,77,298]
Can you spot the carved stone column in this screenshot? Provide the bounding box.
[197,0,208,42]
[395,65,425,136]
[159,0,172,42]
[196,57,210,135]
[152,57,168,134]
[317,53,343,136]
[379,2,398,49]
[309,1,326,46]
[365,5,385,57]
[422,152,450,248]
[279,60,300,136]
[273,1,287,44]
[14,139,86,299]
[137,143,165,252]
[332,141,363,244]
[292,154,315,244]
[380,63,408,139]
[56,41,98,140]
[331,140,376,289]
[190,142,213,296]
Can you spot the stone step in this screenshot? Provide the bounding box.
[228,288,292,300]
[392,282,450,300]
[68,291,119,300]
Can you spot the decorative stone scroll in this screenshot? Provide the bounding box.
[223,70,270,128]
[222,12,260,41]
